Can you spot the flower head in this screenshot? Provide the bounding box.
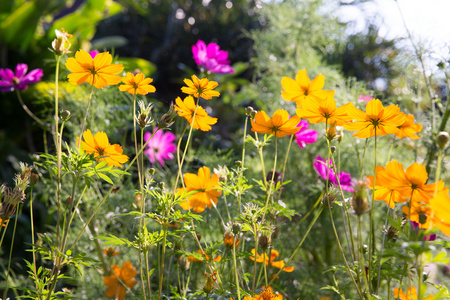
[429,191,450,237]
[103,261,138,300]
[65,49,124,89]
[0,64,43,92]
[192,40,234,74]
[78,129,129,167]
[103,247,121,257]
[251,109,301,138]
[281,69,335,106]
[366,165,407,208]
[296,96,352,126]
[393,287,434,300]
[144,128,176,167]
[358,94,373,103]
[395,114,422,139]
[187,249,221,263]
[174,96,218,131]
[177,166,222,213]
[344,99,406,138]
[52,28,73,56]
[295,120,318,148]
[249,249,294,272]
[119,72,156,95]
[181,75,220,100]
[313,156,354,192]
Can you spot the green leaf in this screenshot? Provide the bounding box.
[97,172,113,184]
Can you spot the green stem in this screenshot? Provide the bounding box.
[16,90,46,127]
[358,215,370,293]
[3,204,21,299]
[233,234,241,300]
[276,134,294,201]
[261,136,277,223]
[262,249,268,287]
[368,130,377,293]
[251,222,258,296]
[29,186,40,298]
[0,220,10,249]
[360,138,369,180]
[376,196,393,294]
[158,225,168,300]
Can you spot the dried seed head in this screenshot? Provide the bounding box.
[136,100,154,129]
[158,103,177,129]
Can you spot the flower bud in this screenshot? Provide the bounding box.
[232,222,241,235]
[437,131,449,149]
[148,168,156,175]
[178,257,190,271]
[136,101,154,129]
[158,103,177,129]
[65,196,73,208]
[258,233,272,250]
[235,160,242,167]
[385,226,398,241]
[51,28,73,56]
[223,231,240,249]
[60,110,71,121]
[245,106,256,118]
[158,182,165,189]
[351,180,370,216]
[30,173,39,186]
[196,233,202,241]
[330,146,336,154]
[0,202,16,219]
[326,123,337,141]
[203,275,214,294]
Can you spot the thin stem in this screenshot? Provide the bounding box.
[360,138,369,180]
[145,250,152,299]
[358,215,370,294]
[233,234,241,300]
[368,130,377,293]
[276,133,294,201]
[262,249,268,287]
[387,135,396,162]
[29,186,40,299]
[261,136,277,223]
[16,90,46,127]
[254,133,267,189]
[0,220,10,249]
[3,204,21,299]
[158,225,168,300]
[251,222,258,296]
[377,196,393,294]
[77,84,95,148]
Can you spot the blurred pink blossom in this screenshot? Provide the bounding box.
[89,50,100,58]
[295,120,318,148]
[313,156,354,192]
[0,64,43,92]
[192,40,234,74]
[358,94,373,103]
[144,129,176,167]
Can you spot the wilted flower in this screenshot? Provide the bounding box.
[136,100,154,128]
[0,64,43,92]
[144,128,176,167]
[192,40,234,74]
[51,28,72,56]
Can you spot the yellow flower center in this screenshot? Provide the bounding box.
[260,288,275,300]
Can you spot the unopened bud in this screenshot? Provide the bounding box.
[196,233,202,241]
[232,222,241,235]
[419,213,427,225]
[60,110,71,121]
[158,103,176,129]
[223,232,240,249]
[245,106,256,118]
[235,160,242,167]
[437,131,449,149]
[330,146,336,154]
[258,234,272,250]
[0,202,16,219]
[385,226,398,241]
[178,257,190,271]
[148,168,156,175]
[326,124,337,141]
[30,173,39,186]
[158,182,165,189]
[65,196,73,208]
[351,180,370,216]
[203,276,214,294]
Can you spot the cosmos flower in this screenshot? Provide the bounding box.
[119,72,156,95]
[281,69,335,106]
[295,120,318,148]
[395,114,422,139]
[181,75,220,100]
[313,156,354,192]
[78,129,129,167]
[344,99,405,138]
[393,287,434,300]
[0,64,43,92]
[357,94,373,103]
[296,96,352,126]
[366,164,407,208]
[249,249,294,272]
[65,49,124,89]
[174,96,218,131]
[103,261,138,300]
[144,128,176,167]
[251,109,301,138]
[177,166,222,213]
[192,40,234,74]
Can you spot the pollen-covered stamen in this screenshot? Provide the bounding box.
[12,77,20,85]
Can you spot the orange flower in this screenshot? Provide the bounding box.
[344,99,406,138]
[181,75,220,100]
[393,287,434,300]
[296,96,352,126]
[384,160,445,203]
[0,217,7,227]
[429,191,450,236]
[65,50,124,89]
[233,286,283,300]
[223,232,240,249]
[366,165,407,208]
[103,261,138,300]
[78,129,129,167]
[187,249,222,263]
[281,69,335,106]
[178,166,222,213]
[118,72,156,95]
[103,247,121,257]
[174,96,218,131]
[395,114,422,139]
[402,201,433,229]
[249,249,294,272]
[251,109,301,138]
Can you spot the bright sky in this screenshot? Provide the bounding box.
[338,0,450,60]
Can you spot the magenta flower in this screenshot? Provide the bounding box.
[192,40,234,74]
[89,50,100,58]
[358,94,373,103]
[295,120,318,148]
[313,156,354,192]
[0,64,43,92]
[144,129,177,167]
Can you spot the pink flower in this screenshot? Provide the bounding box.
[313,156,354,192]
[358,94,373,103]
[144,129,177,167]
[0,64,43,92]
[192,40,234,74]
[89,50,99,58]
[295,120,318,148]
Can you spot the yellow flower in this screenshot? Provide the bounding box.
[118,72,156,95]
[78,129,129,167]
[343,99,405,138]
[65,49,124,89]
[366,164,407,208]
[281,69,335,106]
[395,114,422,139]
[249,249,294,272]
[429,191,450,237]
[296,96,352,126]
[174,96,218,131]
[251,109,301,138]
[181,75,220,100]
[103,261,138,300]
[178,166,222,213]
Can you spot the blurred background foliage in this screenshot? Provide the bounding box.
[1,0,449,299]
